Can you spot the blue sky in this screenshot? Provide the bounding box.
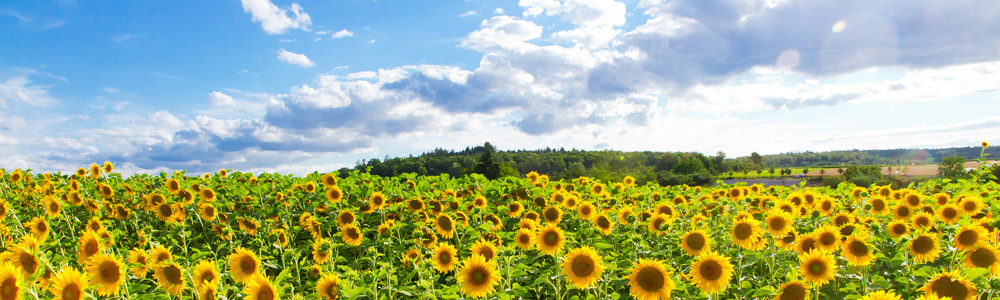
[2,0,999,175]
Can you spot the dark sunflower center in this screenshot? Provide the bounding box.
[99,261,120,282]
[1,278,18,300]
[571,255,595,277]
[636,266,664,292]
[930,276,969,300]
[821,201,832,211]
[164,265,183,284]
[240,256,257,274]
[801,238,817,253]
[257,286,275,300]
[159,205,172,217]
[439,251,451,264]
[84,240,99,255]
[438,216,453,231]
[471,268,488,284]
[201,271,216,283]
[906,195,920,206]
[20,253,37,273]
[942,208,957,219]
[971,248,996,268]
[348,228,361,239]
[848,241,868,257]
[581,206,591,216]
[915,217,930,228]
[686,233,706,250]
[519,234,530,244]
[341,213,354,224]
[780,283,806,300]
[897,206,910,217]
[964,201,976,212]
[544,231,558,245]
[700,260,723,280]
[652,219,665,230]
[597,217,610,229]
[834,216,849,227]
[769,218,787,231]
[819,233,836,246]
[734,223,753,240]
[545,208,559,221]
[479,247,494,261]
[61,283,81,300]
[958,230,979,246]
[912,236,934,254]
[891,224,907,235]
[808,260,825,275]
[781,232,797,244]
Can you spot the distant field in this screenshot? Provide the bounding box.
[724,160,997,179]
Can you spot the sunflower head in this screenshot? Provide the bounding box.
[457,255,501,298]
[316,273,341,300]
[680,229,712,257]
[431,243,457,273]
[688,250,734,294]
[799,249,837,286]
[626,259,674,300]
[776,280,809,300]
[920,270,977,300]
[228,248,260,283]
[536,223,565,255]
[85,254,124,296]
[561,246,604,289]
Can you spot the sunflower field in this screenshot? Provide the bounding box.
[0,160,999,300]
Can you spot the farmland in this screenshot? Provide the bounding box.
[0,161,998,300]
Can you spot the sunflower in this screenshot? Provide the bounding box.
[543,206,562,224]
[514,229,535,250]
[471,239,498,262]
[688,250,734,294]
[457,255,501,298]
[887,220,910,239]
[814,225,842,252]
[85,254,124,296]
[435,214,456,239]
[626,259,674,300]
[536,223,565,255]
[473,195,487,209]
[562,246,604,289]
[765,210,794,237]
[592,214,614,235]
[777,229,799,251]
[192,260,218,288]
[26,217,49,241]
[336,210,356,228]
[419,229,437,248]
[316,273,341,299]
[0,262,22,300]
[680,229,712,257]
[577,201,597,220]
[775,280,809,300]
[154,203,175,223]
[432,242,457,273]
[10,248,38,278]
[153,262,186,295]
[403,248,422,268]
[816,198,835,216]
[955,225,989,251]
[198,280,219,300]
[368,191,386,210]
[903,193,922,208]
[920,270,977,300]
[799,249,837,286]
[326,186,343,203]
[842,235,875,266]
[910,232,941,264]
[507,202,524,217]
[149,245,172,266]
[244,275,279,300]
[97,183,114,199]
[76,230,102,264]
[228,248,261,283]
[648,214,672,235]
[860,290,903,300]
[912,212,933,230]
[43,197,61,217]
[938,204,962,224]
[732,218,764,250]
[965,245,1000,275]
[49,267,86,300]
[341,225,363,246]
[892,203,912,220]
[869,197,889,215]
[959,196,984,216]
[127,248,149,276]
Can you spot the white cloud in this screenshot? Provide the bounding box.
[459,10,478,17]
[494,7,505,14]
[208,91,237,107]
[276,48,316,68]
[0,75,58,107]
[331,29,354,38]
[240,0,312,35]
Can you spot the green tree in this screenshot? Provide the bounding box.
[474,142,502,180]
[939,155,967,178]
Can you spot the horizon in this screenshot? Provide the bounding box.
[3,0,999,176]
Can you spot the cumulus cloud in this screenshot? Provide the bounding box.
[208,91,237,107]
[0,73,58,108]
[241,0,311,34]
[331,29,353,38]
[276,49,316,68]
